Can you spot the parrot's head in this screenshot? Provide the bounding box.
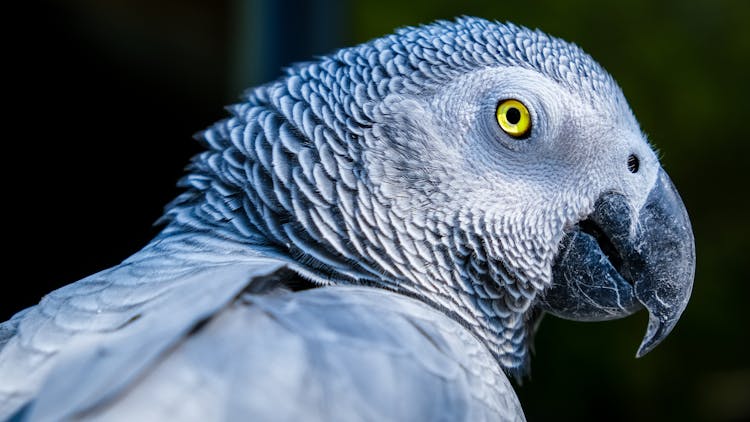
[170,17,695,373]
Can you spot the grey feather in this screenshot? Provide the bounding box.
[0,231,287,419]
[28,287,522,421]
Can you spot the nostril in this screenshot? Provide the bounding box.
[627,154,640,173]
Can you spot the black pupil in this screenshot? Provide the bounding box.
[506,107,521,124]
[627,154,640,173]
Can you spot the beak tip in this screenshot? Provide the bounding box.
[635,311,677,358]
[635,342,654,359]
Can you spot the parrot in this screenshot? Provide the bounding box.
[0,17,695,421]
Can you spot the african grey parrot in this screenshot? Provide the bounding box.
[0,17,695,421]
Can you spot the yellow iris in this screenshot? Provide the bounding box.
[496,99,531,138]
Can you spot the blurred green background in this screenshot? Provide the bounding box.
[8,0,749,420]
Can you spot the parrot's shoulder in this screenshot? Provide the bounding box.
[25,286,523,421]
[0,236,289,420]
[1,231,524,421]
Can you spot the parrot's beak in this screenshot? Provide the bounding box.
[541,169,695,357]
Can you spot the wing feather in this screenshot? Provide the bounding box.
[27,287,523,421]
[0,242,287,420]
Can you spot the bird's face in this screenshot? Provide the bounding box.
[365,65,693,360]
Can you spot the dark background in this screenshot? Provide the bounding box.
[6,1,749,420]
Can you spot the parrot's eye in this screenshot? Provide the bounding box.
[496,99,531,138]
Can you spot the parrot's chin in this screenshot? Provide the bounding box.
[540,169,695,357]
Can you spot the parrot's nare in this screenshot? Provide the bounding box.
[0,17,695,421]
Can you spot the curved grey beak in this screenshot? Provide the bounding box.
[541,169,695,357]
[630,170,696,356]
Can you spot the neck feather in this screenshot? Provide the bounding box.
[162,58,538,372]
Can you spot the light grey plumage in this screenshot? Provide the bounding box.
[0,17,695,421]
